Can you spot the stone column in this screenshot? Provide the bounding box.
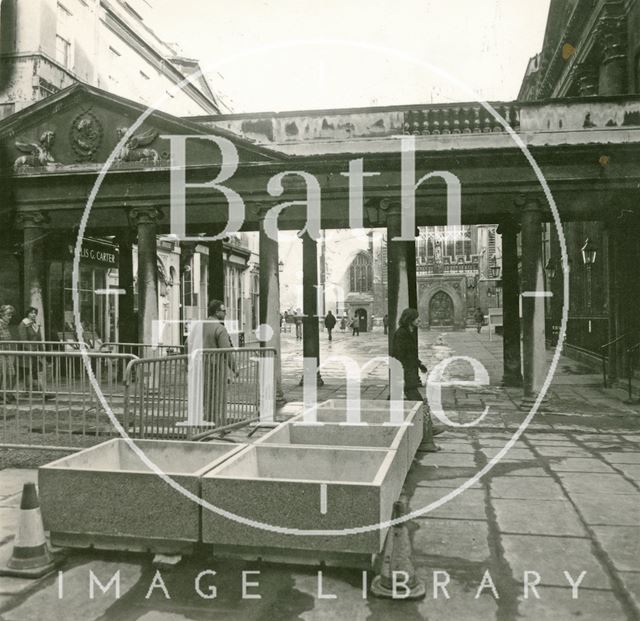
[16,212,48,339]
[497,219,523,387]
[259,222,285,404]
[517,196,547,408]
[301,230,323,386]
[597,13,627,96]
[386,206,416,350]
[117,227,136,344]
[130,207,161,347]
[604,220,620,384]
[207,240,225,304]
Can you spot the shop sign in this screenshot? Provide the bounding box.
[62,239,119,268]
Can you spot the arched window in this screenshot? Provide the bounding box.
[349,253,372,293]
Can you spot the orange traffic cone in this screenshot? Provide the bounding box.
[419,404,441,453]
[0,483,62,578]
[371,499,426,600]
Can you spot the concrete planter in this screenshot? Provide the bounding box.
[290,400,424,473]
[39,439,244,554]
[257,420,413,481]
[201,444,404,561]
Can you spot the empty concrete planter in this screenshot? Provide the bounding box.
[39,439,244,554]
[201,444,404,561]
[290,400,424,471]
[257,420,413,482]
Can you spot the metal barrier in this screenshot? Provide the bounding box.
[123,347,276,440]
[100,342,185,358]
[600,333,627,388]
[0,350,138,450]
[626,341,640,404]
[2,340,90,352]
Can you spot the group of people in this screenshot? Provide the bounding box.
[0,305,48,401]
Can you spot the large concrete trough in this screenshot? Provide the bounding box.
[290,400,424,470]
[201,444,404,562]
[39,439,244,553]
[256,420,413,481]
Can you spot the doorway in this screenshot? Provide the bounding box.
[429,291,454,327]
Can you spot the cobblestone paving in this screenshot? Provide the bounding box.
[0,328,638,620]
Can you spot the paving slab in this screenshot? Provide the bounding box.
[410,487,487,520]
[417,452,477,468]
[490,476,565,500]
[2,560,142,621]
[501,534,612,589]
[535,446,593,458]
[0,470,37,500]
[515,586,628,621]
[591,526,640,572]
[611,463,640,482]
[501,467,549,477]
[546,457,617,473]
[493,499,586,536]
[558,472,638,496]
[414,476,483,489]
[293,572,368,621]
[569,493,640,526]
[619,571,640,611]
[415,566,499,621]
[412,518,490,563]
[599,452,640,464]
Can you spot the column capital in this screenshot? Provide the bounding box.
[129,206,163,227]
[596,6,627,64]
[15,211,49,229]
[497,218,521,236]
[514,194,543,213]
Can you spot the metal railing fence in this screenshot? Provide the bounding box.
[123,347,276,440]
[0,350,138,450]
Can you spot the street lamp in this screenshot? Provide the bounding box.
[581,238,597,317]
[581,238,597,266]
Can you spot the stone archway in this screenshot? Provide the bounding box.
[355,307,368,332]
[419,280,466,329]
[429,291,454,326]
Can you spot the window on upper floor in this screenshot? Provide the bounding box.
[56,35,71,67]
[56,3,73,67]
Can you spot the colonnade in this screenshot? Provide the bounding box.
[18,195,551,406]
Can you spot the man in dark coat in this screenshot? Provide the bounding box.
[324,310,337,341]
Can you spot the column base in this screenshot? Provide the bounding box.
[519,394,551,412]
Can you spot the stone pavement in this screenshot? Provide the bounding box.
[0,328,639,620]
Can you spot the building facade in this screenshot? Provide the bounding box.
[520,0,640,379]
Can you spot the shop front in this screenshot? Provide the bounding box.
[46,237,119,345]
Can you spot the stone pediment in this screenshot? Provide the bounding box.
[0,83,283,174]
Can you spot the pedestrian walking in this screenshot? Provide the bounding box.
[391,307,444,436]
[324,310,336,341]
[474,307,484,334]
[0,305,16,402]
[351,315,360,336]
[294,312,303,340]
[17,307,47,395]
[383,314,389,335]
[340,315,347,332]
